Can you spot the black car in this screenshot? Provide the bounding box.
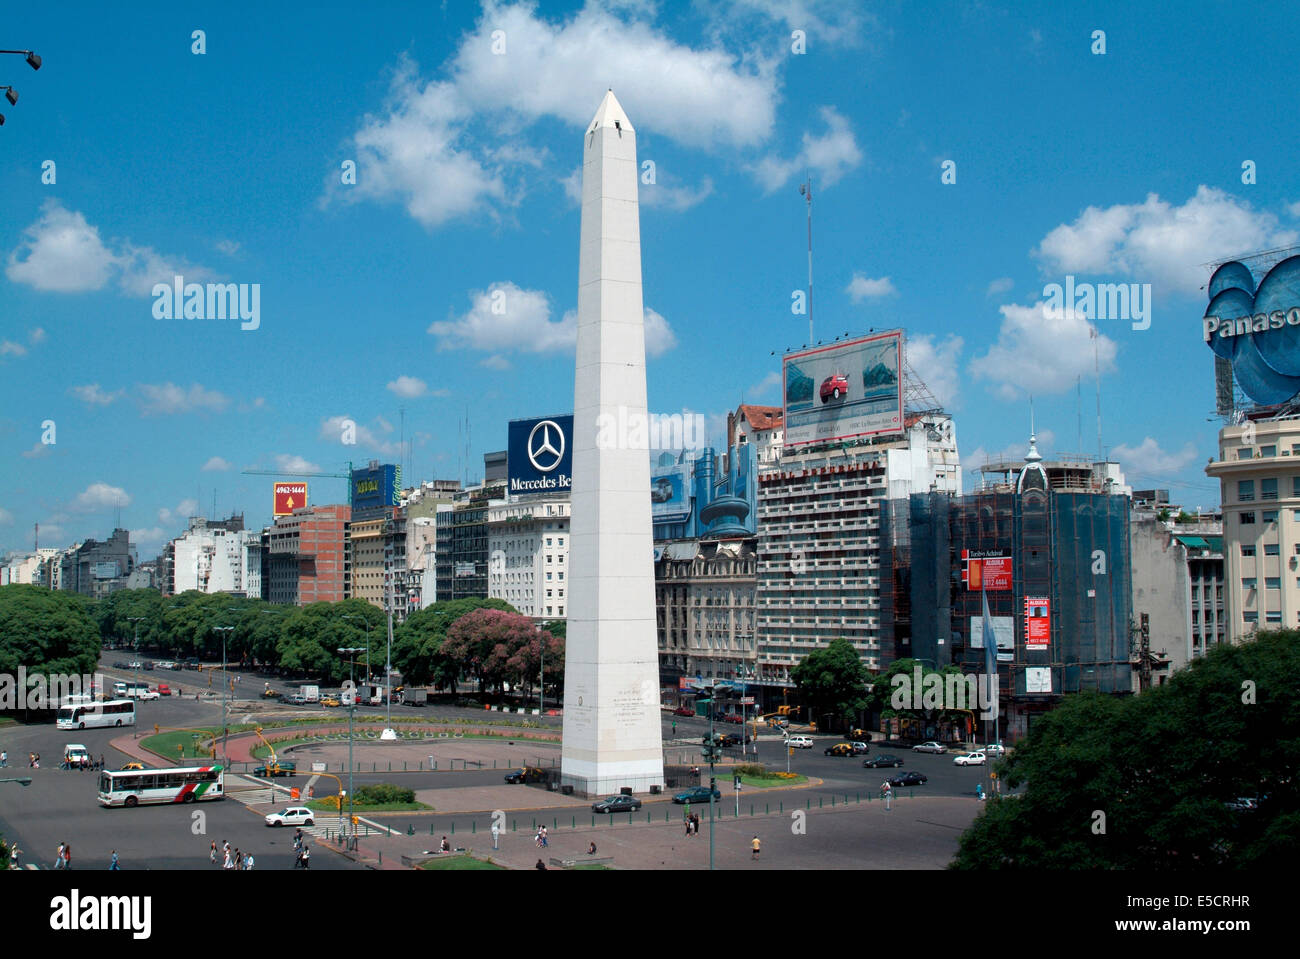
[504,766,546,784]
[864,754,904,768]
[111,660,128,669]
[672,786,722,804]
[889,771,928,787]
[592,795,642,814]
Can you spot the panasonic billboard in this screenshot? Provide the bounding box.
[507,415,573,494]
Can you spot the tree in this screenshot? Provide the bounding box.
[393,597,515,689]
[0,584,99,680]
[951,630,1300,869]
[442,607,540,699]
[791,638,869,731]
[278,600,382,683]
[868,658,977,736]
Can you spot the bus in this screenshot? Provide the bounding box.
[57,699,136,730]
[98,765,225,807]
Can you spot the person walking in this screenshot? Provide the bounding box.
[33,752,39,769]
[55,842,65,870]
[1,749,8,768]
[110,850,120,871]
[223,847,233,870]
[233,848,242,871]
[8,842,19,869]
[539,825,548,848]
[62,844,71,870]
[244,852,254,871]
[300,847,309,869]
[751,835,761,861]
[210,840,217,864]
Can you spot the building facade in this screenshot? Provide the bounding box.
[59,529,136,599]
[266,504,351,605]
[487,496,571,620]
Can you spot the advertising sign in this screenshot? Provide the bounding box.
[650,464,691,520]
[273,482,308,516]
[92,561,120,580]
[962,550,1012,591]
[508,415,573,494]
[1025,667,1052,693]
[969,616,1015,661]
[782,330,904,448]
[352,463,400,515]
[1025,597,1051,648]
[1203,256,1300,406]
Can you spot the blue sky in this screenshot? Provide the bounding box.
[3,0,1300,558]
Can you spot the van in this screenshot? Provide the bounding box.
[63,744,91,768]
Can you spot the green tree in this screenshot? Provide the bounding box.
[278,599,383,683]
[393,597,515,690]
[952,630,1300,869]
[0,584,99,679]
[791,638,869,731]
[869,657,975,733]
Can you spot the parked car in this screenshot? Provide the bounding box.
[504,766,546,784]
[184,658,201,670]
[284,694,307,706]
[981,743,1008,756]
[141,661,154,671]
[953,752,987,766]
[722,714,744,724]
[265,806,314,827]
[824,743,858,757]
[127,661,142,669]
[252,762,297,777]
[111,660,128,669]
[592,795,642,814]
[672,786,722,804]
[320,696,341,707]
[673,706,695,717]
[786,735,815,749]
[913,741,947,754]
[154,683,171,696]
[863,754,904,768]
[889,771,928,787]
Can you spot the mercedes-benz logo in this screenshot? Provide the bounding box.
[527,420,565,472]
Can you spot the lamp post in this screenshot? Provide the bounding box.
[342,615,373,687]
[0,50,41,70]
[0,777,32,786]
[337,646,364,851]
[697,689,716,872]
[212,626,234,766]
[127,618,146,697]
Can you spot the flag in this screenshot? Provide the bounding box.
[981,586,999,724]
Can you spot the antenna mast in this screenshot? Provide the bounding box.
[799,175,813,345]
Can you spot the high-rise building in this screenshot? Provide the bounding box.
[266,504,351,605]
[59,529,136,599]
[487,495,571,621]
[170,515,258,596]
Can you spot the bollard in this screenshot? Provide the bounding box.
[766,803,769,814]
[403,761,407,771]
[378,851,382,866]
[408,824,415,836]
[819,797,824,808]
[806,798,811,810]
[451,821,455,834]
[857,792,860,804]
[572,816,576,829]
[780,801,783,813]
[430,824,434,835]
[472,821,476,833]
[831,796,835,807]
[513,820,517,832]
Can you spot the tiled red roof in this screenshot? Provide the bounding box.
[737,404,783,430]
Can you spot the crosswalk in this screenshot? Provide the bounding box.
[225,775,351,840]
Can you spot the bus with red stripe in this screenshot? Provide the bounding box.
[98,765,225,807]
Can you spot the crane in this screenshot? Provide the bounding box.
[242,462,355,509]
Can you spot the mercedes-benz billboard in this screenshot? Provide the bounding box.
[507,415,573,494]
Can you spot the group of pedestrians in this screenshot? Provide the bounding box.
[682,812,701,837]
[534,825,549,848]
[53,842,71,869]
[292,829,310,869]
[27,752,40,768]
[211,840,255,870]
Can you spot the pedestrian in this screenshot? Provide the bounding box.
[540,826,548,848]
[55,842,65,870]
[975,783,984,801]
[535,859,546,870]
[210,841,217,864]
[233,848,241,871]
[440,836,451,853]
[99,754,105,771]
[8,843,19,869]
[751,835,761,860]
[490,821,500,850]
[587,842,597,856]
[684,815,692,838]
[245,852,254,871]
[671,720,677,737]
[223,849,233,870]
[33,752,39,769]
[62,844,70,870]
[300,847,309,869]
[28,752,34,768]
[110,850,120,871]
[0,749,8,767]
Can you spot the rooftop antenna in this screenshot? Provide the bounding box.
[400,407,406,479]
[1091,327,1102,462]
[799,174,813,345]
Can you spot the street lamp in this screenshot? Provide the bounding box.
[0,777,32,787]
[1,87,16,106]
[0,50,42,70]
[341,615,374,686]
[697,689,717,872]
[127,617,146,701]
[212,626,235,767]
[337,646,365,851]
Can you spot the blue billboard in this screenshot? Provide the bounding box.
[352,463,400,515]
[650,464,691,520]
[1203,255,1300,405]
[508,415,573,494]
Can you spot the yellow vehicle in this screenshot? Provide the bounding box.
[823,742,857,757]
[120,761,144,770]
[320,696,341,708]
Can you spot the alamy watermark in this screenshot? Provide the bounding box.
[595,407,706,452]
[152,274,260,331]
[1042,275,1150,331]
[0,668,102,710]
[890,665,999,721]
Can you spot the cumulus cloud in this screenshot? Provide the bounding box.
[0,507,12,525]
[1112,437,1200,477]
[969,301,1118,401]
[846,274,897,302]
[387,376,428,398]
[5,199,216,296]
[71,482,131,513]
[906,333,964,410]
[131,527,167,549]
[751,106,862,192]
[28,328,46,344]
[716,0,874,47]
[0,340,26,358]
[480,355,511,370]
[1036,186,1298,295]
[201,456,232,471]
[274,454,321,473]
[70,384,124,406]
[748,370,782,398]
[986,277,1014,297]
[319,415,402,456]
[137,382,230,416]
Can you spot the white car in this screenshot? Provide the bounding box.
[913,741,947,754]
[128,688,160,700]
[953,752,987,766]
[265,806,315,827]
[786,735,814,749]
[981,743,1008,756]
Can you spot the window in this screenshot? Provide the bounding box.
[1238,448,1253,460]
[1264,510,1278,523]
[1242,546,1256,557]
[1238,479,1255,501]
[1266,577,1280,589]
[1244,611,1258,623]
[1266,611,1282,623]
[1262,478,1279,500]
[1243,578,1257,590]
[1294,475,1300,497]
[1262,445,1277,458]
[1241,511,1256,525]
[1266,544,1280,556]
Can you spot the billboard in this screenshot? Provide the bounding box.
[651,464,691,520]
[1025,596,1051,648]
[274,482,308,516]
[782,330,904,448]
[1203,255,1300,405]
[962,550,1012,591]
[92,561,120,580]
[352,463,400,515]
[508,415,573,494]
[969,616,1014,661]
[1025,667,1052,693]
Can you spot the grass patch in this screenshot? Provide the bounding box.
[731,772,808,788]
[249,731,560,759]
[418,855,503,870]
[140,728,219,760]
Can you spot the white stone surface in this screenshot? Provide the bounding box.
[562,90,665,796]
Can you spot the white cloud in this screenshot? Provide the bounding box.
[1036,186,1299,296]
[969,301,1118,401]
[5,200,120,292]
[752,106,862,193]
[562,167,583,205]
[274,454,321,473]
[845,274,897,302]
[718,0,873,47]
[70,383,124,406]
[1287,200,1300,218]
[480,354,511,370]
[641,175,715,212]
[0,507,12,525]
[643,307,677,357]
[158,498,199,526]
[387,376,428,398]
[906,333,964,410]
[964,430,1058,484]
[201,456,232,472]
[28,327,46,344]
[319,416,402,456]
[215,239,241,256]
[21,442,51,459]
[137,382,231,415]
[748,370,782,398]
[5,199,216,297]
[1112,437,1199,477]
[130,527,167,550]
[0,340,26,357]
[71,482,131,512]
[986,277,1014,297]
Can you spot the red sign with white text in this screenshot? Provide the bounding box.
[274,482,308,517]
[1025,597,1051,647]
[962,550,1013,591]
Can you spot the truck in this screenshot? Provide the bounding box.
[400,687,427,707]
[299,684,320,704]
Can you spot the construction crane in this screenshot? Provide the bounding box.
[242,462,355,509]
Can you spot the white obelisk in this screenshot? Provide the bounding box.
[561,90,665,796]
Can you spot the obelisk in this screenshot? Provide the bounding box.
[561,90,665,796]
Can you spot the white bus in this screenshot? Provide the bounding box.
[57,699,136,730]
[98,765,225,807]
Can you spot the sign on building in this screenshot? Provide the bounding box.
[274,482,308,516]
[961,550,1012,591]
[1024,597,1051,648]
[782,330,904,448]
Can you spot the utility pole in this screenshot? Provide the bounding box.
[212,626,234,767]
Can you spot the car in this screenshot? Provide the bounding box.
[824,743,858,757]
[846,740,870,753]
[320,696,341,707]
[63,745,91,768]
[820,373,849,403]
[913,741,947,754]
[155,660,174,670]
[673,706,695,717]
[184,658,201,670]
[889,771,928,787]
[651,477,675,503]
[953,752,987,766]
[142,661,154,671]
[672,786,722,804]
[592,795,642,814]
[265,806,315,827]
[864,754,904,768]
[722,713,744,724]
[504,766,546,784]
[120,762,144,771]
[786,735,814,749]
[980,743,1009,756]
[132,689,160,701]
[127,661,142,669]
[284,694,307,706]
[112,660,128,669]
[252,762,297,777]
[154,683,171,696]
